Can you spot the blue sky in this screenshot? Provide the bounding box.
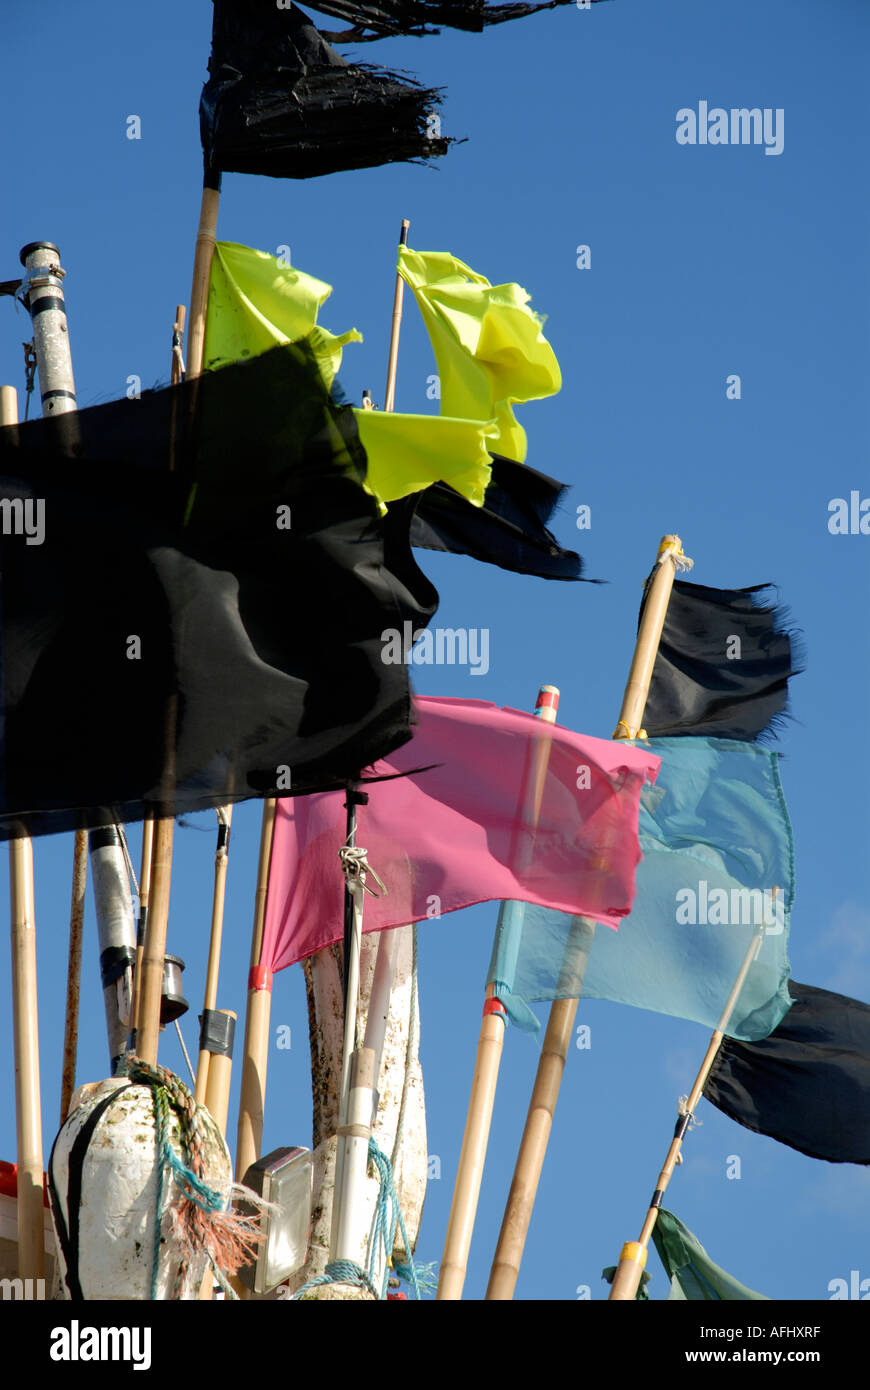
[1,0,868,1304]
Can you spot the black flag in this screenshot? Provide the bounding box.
[0,343,437,840]
[704,981,870,1165]
[312,0,588,41]
[395,454,586,580]
[200,1,449,184]
[641,579,802,741]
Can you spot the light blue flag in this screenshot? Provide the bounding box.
[487,737,794,1041]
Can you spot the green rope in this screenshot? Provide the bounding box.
[367,1138,422,1299]
[289,1137,425,1301]
[290,1259,379,1301]
[117,1053,229,1299]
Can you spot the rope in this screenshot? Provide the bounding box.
[117,1054,263,1298]
[290,1138,426,1301]
[366,1138,421,1299]
[338,843,388,898]
[290,1259,379,1301]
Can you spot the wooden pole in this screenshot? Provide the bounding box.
[60,829,88,1122]
[2,383,44,1280]
[204,1010,237,1136]
[436,685,560,1301]
[608,917,765,1301]
[235,797,277,1185]
[187,187,220,379]
[129,815,154,1042]
[137,816,174,1066]
[486,535,689,1300]
[195,806,233,1105]
[9,834,45,1281]
[383,219,410,412]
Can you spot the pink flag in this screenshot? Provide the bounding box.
[262,697,660,972]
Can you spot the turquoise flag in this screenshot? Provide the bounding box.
[653,1208,769,1300]
[488,737,794,1041]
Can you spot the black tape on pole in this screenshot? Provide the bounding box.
[199,1008,236,1058]
[99,944,136,989]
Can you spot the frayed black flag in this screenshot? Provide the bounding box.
[200,1,450,183]
[394,454,586,580]
[704,981,870,1165]
[312,0,586,41]
[0,343,437,839]
[642,579,802,742]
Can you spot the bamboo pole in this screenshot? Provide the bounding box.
[2,384,45,1280]
[9,834,45,1281]
[137,816,174,1066]
[60,829,88,1122]
[235,798,277,1185]
[204,1010,237,1136]
[383,219,410,412]
[195,806,233,1105]
[187,188,220,379]
[608,917,766,1301]
[436,685,560,1301]
[486,535,688,1300]
[129,815,154,1042]
[138,195,218,1066]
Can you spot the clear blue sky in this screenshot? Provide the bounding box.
[0,0,868,1305]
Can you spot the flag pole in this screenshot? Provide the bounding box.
[129,815,154,1042]
[235,797,277,1186]
[2,382,45,1282]
[195,806,233,1105]
[436,683,561,1301]
[187,187,220,379]
[139,195,217,1069]
[607,915,767,1301]
[383,219,410,411]
[486,534,690,1300]
[59,829,88,1123]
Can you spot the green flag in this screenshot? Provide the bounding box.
[202,241,496,509]
[397,244,561,462]
[203,241,362,386]
[653,1208,768,1301]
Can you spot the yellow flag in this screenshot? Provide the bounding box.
[203,242,362,387]
[202,242,497,509]
[354,409,497,510]
[397,245,561,463]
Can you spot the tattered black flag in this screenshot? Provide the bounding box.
[394,454,587,580]
[311,0,590,41]
[0,343,437,839]
[641,579,803,742]
[200,1,450,183]
[704,981,870,1165]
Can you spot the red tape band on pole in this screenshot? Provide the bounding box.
[248,965,273,993]
[483,997,507,1020]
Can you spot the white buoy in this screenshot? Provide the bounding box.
[49,1077,233,1300]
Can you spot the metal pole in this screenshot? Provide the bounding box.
[18,243,140,1073]
[89,826,137,1073]
[17,242,76,415]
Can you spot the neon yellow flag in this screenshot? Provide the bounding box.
[397,245,561,463]
[203,241,362,387]
[202,242,497,509]
[354,409,496,509]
